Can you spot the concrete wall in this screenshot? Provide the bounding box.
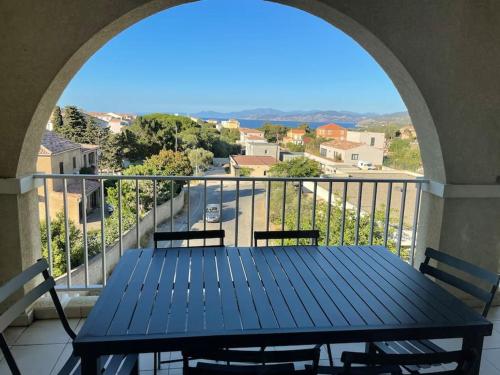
[245,142,280,160]
[56,189,185,286]
[320,144,384,165]
[346,131,385,149]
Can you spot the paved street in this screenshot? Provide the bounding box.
[147,168,267,247]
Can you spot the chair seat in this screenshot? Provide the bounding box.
[373,339,445,372]
[308,364,403,374]
[58,352,138,375]
[192,361,299,374]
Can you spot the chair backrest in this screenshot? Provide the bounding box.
[0,259,76,375]
[253,230,320,246]
[341,349,477,375]
[153,230,225,248]
[184,346,320,374]
[419,247,500,317]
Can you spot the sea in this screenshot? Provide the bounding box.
[204,118,357,129]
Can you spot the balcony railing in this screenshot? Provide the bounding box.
[34,173,428,292]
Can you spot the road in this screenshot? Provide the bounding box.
[146,168,267,247]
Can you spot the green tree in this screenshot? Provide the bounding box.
[220,128,240,143]
[60,106,88,142]
[384,139,422,171]
[188,148,214,174]
[297,123,311,133]
[284,143,305,152]
[106,150,193,215]
[259,123,288,143]
[269,157,321,177]
[40,213,83,277]
[52,106,64,132]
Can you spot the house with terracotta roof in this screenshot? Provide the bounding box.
[37,131,101,224]
[239,128,264,143]
[315,123,347,140]
[229,155,277,177]
[319,139,383,166]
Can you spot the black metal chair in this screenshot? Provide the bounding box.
[183,345,321,374]
[367,247,500,374]
[153,229,225,248]
[0,259,139,375]
[313,348,477,374]
[153,229,225,374]
[253,230,320,246]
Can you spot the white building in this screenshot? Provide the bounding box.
[346,130,385,149]
[239,128,264,143]
[320,140,384,166]
[221,119,240,129]
[245,141,280,160]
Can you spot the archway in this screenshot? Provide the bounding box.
[15,0,445,182]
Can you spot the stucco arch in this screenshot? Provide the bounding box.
[12,0,446,182]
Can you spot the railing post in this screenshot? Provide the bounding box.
[43,178,53,276]
[100,179,107,285]
[340,182,348,246]
[396,182,408,258]
[281,181,287,245]
[81,179,89,287]
[369,182,378,245]
[235,180,240,246]
[383,182,393,248]
[355,182,363,245]
[410,182,422,266]
[266,180,271,246]
[326,181,333,246]
[118,179,123,257]
[250,180,255,246]
[62,178,71,288]
[135,179,140,249]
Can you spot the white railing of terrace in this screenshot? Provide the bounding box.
[34,174,428,291]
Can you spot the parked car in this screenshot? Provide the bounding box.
[205,204,221,223]
[105,203,114,215]
[357,160,376,170]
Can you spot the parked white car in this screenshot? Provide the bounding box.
[357,160,376,170]
[205,204,221,223]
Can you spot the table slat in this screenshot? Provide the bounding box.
[187,248,205,332]
[203,248,224,330]
[128,250,167,334]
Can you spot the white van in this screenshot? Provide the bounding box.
[357,160,376,170]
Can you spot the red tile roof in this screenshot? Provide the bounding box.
[231,155,277,166]
[317,123,345,130]
[288,129,306,134]
[321,140,364,150]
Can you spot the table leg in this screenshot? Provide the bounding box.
[80,354,101,375]
[462,335,485,375]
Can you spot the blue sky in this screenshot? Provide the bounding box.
[58,0,407,115]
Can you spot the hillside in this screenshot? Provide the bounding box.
[194,108,410,126]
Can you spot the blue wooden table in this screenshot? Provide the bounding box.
[74,246,492,374]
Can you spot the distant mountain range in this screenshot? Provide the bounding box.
[193,108,411,126]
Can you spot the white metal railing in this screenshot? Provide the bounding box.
[35,173,428,291]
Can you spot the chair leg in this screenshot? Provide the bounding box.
[327,344,334,367]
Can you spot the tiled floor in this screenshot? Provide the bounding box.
[2,308,500,374]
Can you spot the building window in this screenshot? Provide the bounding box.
[320,148,327,157]
[89,153,95,165]
[351,154,359,160]
[59,162,64,174]
[73,157,76,169]
[264,149,268,154]
[370,137,375,146]
[84,154,88,167]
